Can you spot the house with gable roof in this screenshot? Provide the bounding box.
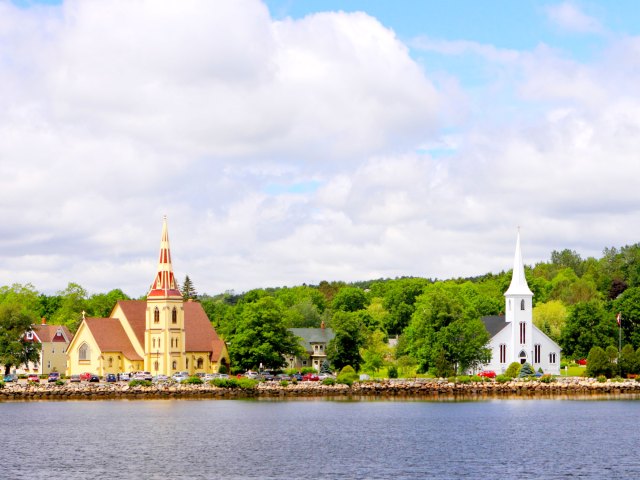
[17,318,73,375]
[66,218,229,377]
[287,324,335,371]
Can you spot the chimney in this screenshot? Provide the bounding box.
[320,321,325,330]
[41,317,47,325]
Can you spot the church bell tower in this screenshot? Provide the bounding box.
[144,217,186,375]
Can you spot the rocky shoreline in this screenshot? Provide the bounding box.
[2,377,640,401]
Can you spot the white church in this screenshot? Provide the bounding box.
[480,231,562,375]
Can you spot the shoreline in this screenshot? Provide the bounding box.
[3,377,640,401]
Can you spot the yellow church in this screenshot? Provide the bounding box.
[66,218,229,377]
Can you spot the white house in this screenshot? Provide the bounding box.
[481,231,561,375]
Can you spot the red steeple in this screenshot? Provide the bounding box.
[147,216,182,298]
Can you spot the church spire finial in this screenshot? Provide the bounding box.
[505,228,533,296]
[148,216,182,298]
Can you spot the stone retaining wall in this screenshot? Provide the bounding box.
[2,377,640,401]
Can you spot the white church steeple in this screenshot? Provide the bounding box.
[505,228,533,296]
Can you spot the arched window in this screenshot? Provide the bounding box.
[549,352,557,364]
[519,350,527,364]
[154,307,160,323]
[186,358,189,369]
[108,357,113,367]
[519,322,526,344]
[79,343,90,361]
[172,361,177,370]
[197,357,204,369]
[520,299,525,310]
[499,344,507,363]
[172,308,177,324]
[154,361,159,371]
[152,338,156,348]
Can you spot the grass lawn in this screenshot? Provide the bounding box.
[560,365,587,377]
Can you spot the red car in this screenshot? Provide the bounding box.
[80,372,93,381]
[302,373,319,381]
[27,374,40,383]
[577,359,587,366]
[478,370,496,378]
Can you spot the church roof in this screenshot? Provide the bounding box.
[504,229,533,296]
[147,217,182,299]
[481,315,509,337]
[84,317,143,361]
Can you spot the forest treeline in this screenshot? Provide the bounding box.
[3,244,640,375]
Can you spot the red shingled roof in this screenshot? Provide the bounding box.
[32,324,72,343]
[116,300,146,347]
[84,317,143,361]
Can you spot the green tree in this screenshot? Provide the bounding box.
[332,287,368,313]
[327,311,366,371]
[226,297,302,371]
[0,304,40,375]
[586,346,613,378]
[50,282,88,332]
[181,275,197,300]
[86,289,130,318]
[361,330,389,374]
[559,301,616,358]
[518,362,535,377]
[533,300,567,342]
[619,344,638,377]
[613,287,640,348]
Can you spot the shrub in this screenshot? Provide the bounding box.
[339,366,358,382]
[322,377,336,386]
[183,376,203,385]
[280,380,289,387]
[611,376,625,383]
[218,364,228,375]
[505,362,522,379]
[447,376,456,384]
[237,378,258,389]
[129,380,152,387]
[496,374,510,383]
[0,381,4,389]
[387,365,398,379]
[597,375,607,383]
[456,375,471,384]
[470,375,483,383]
[300,367,316,375]
[55,380,65,386]
[539,374,555,383]
[336,375,353,386]
[518,363,535,378]
[587,346,613,378]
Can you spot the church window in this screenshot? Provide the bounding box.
[172,360,177,370]
[172,308,177,324]
[519,322,526,344]
[152,338,156,348]
[499,344,507,363]
[108,357,113,367]
[520,299,525,310]
[154,361,159,371]
[197,357,204,369]
[79,343,90,361]
[158,339,161,348]
[154,307,160,323]
[186,358,189,368]
[534,344,541,363]
[508,299,511,311]
[519,350,527,364]
[549,352,557,364]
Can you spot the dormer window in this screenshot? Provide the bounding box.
[25,331,33,340]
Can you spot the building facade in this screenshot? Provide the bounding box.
[17,319,73,375]
[287,326,335,371]
[481,231,562,375]
[66,218,229,377]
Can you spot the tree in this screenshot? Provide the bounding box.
[50,282,88,332]
[226,297,302,371]
[182,275,197,300]
[518,362,535,377]
[619,344,638,377]
[613,287,640,348]
[327,311,366,371]
[320,360,332,374]
[533,300,567,342]
[0,304,40,375]
[331,287,368,313]
[361,330,389,373]
[586,346,613,378]
[559,301,616,358]
[86,289,130,318]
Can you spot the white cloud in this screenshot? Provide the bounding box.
[544,2,603,34]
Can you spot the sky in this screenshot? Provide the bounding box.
[2,0,640,297]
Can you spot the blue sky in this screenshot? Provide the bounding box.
[2,0,640,296]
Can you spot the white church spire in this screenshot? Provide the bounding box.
[505,228,533,296]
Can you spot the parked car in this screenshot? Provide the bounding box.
[153,374,169,382]
[318,373,334,381]
[80,372,92,381]
[3,374,17,383]
[88,374,100,382]
[245,371,259,379]
[291,373,303,381]
[118,373,130,381]
[105,373,117,382]
[47,372,60,382]
[577,359,587,366]
[261,371,275,381]
[172,372,189,383]
[27,374,40,383]
[302,373,319,382]
[275,373,291,381]
[69,374,81,383]
[478,370,496,379]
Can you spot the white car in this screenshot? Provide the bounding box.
[172,372,189,383]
